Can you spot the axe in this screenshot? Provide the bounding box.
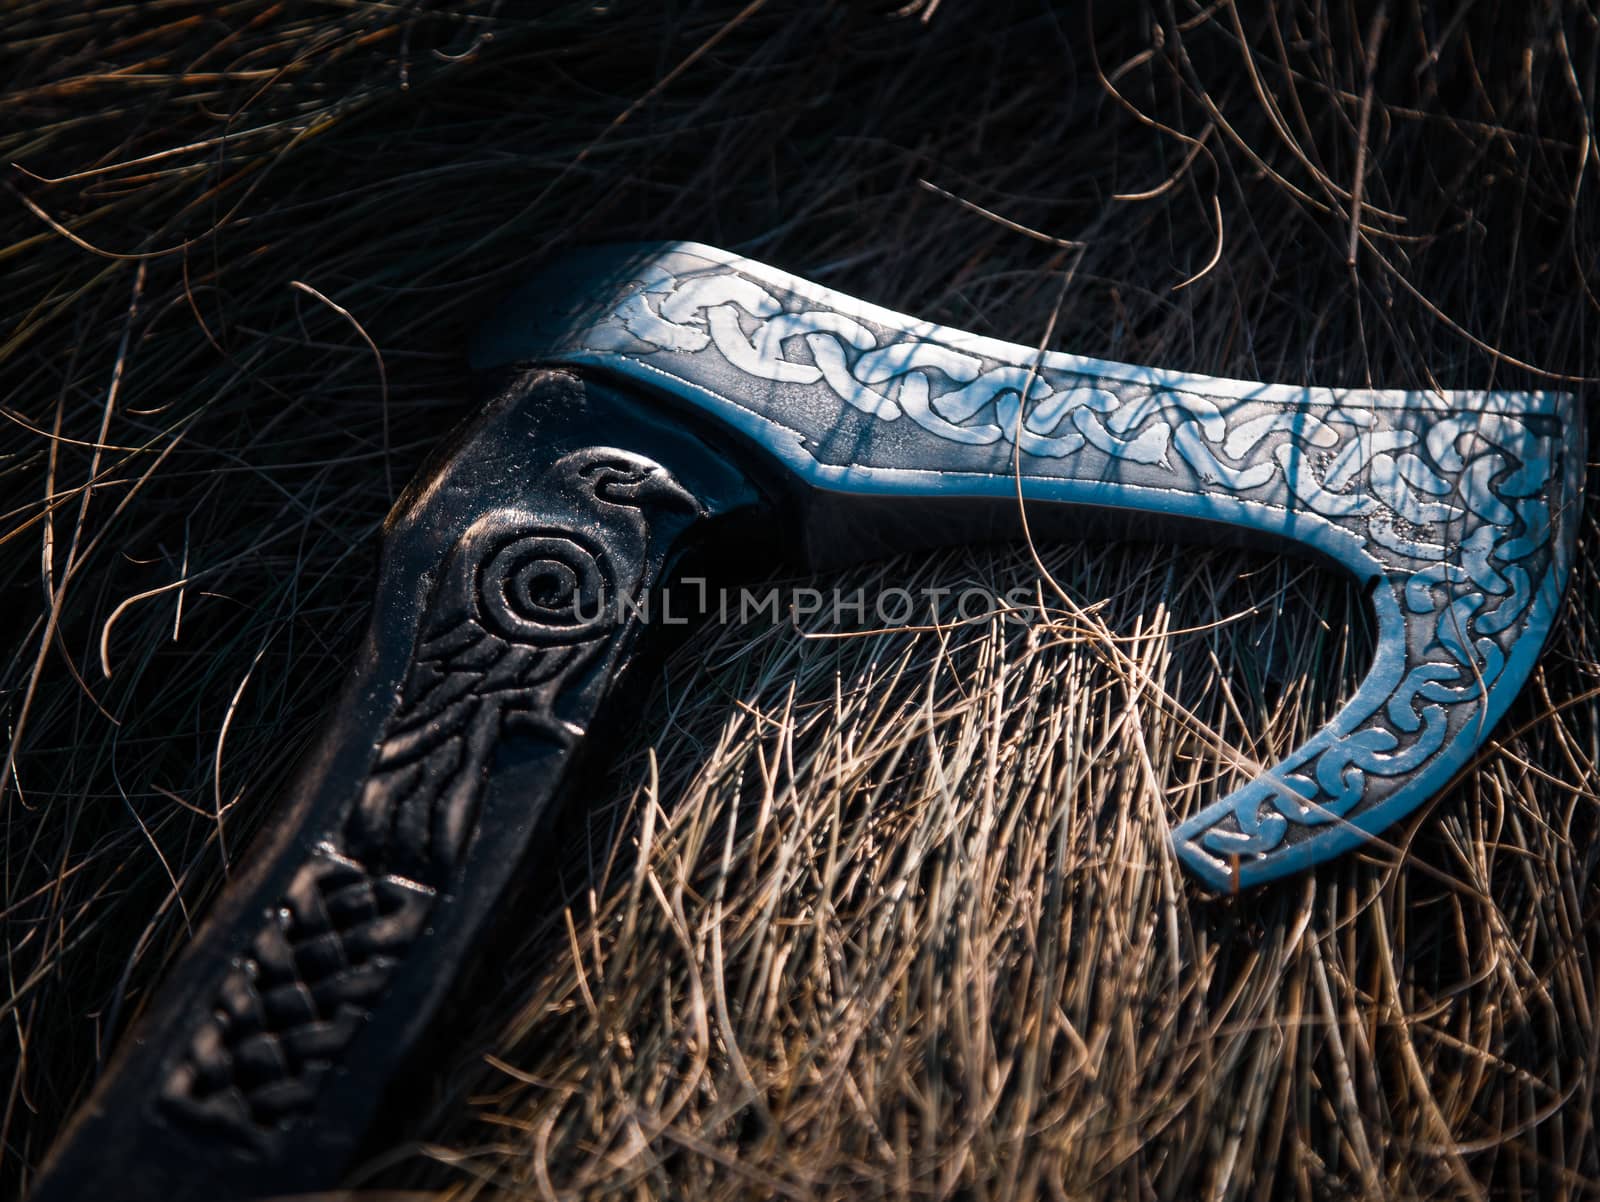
[31,242,1583,1201]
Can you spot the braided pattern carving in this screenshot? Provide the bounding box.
[597,258,1559,574]
[162,852,431,1132]
[162,448,691,1140]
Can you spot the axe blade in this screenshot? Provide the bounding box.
[475,241,1584,891]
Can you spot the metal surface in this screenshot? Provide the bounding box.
[475,242,1583,891]
[31,243,1583,1201]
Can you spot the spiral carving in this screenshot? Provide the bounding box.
[477,529,614,644]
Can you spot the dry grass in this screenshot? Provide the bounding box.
[2,2,1598,1199]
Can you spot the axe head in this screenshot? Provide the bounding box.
[474,241,1585,891]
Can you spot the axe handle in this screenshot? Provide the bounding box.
[30,370,765,1202]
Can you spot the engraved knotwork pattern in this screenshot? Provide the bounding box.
[162,449,689,1139]
[565,252,1570,880]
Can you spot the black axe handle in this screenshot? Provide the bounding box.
[30,369,768,1202]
